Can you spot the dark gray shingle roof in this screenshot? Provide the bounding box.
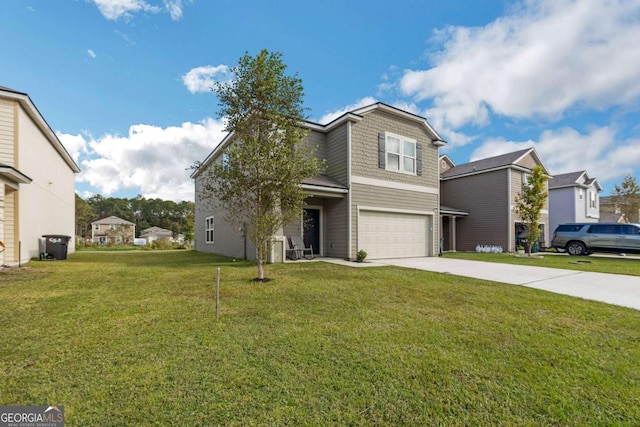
[548,171,586,189]
[440,148,533,179]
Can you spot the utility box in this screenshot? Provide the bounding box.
[41,235,71,260]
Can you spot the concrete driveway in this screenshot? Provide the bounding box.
[375,257,640,311]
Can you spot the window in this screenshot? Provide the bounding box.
[94,224,99,230]
[441,159,447,169]
[589,191,596,208]
[222,153,229,172]
[386,133,416,174]
[109,224,115,230]
[205,216,214,244]
[579,189,583,199]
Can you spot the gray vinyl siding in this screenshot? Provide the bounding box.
[350,110,439,187]
[441,169,510,252]
[194,174,256,259]
[305,130,326,162]
[0,99,14,165]
[549,187,577,235]
[325,124,348,184]
[350,183,438,258]
[322,196,349,258]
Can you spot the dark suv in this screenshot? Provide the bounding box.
[551,223,640,255]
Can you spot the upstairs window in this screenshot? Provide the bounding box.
[589,191,596,208]
[222,153,229,172]
[205,216,214,244]
[385,133,417,174]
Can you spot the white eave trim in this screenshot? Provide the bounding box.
[0,88,80,173]
[0,165,32,184]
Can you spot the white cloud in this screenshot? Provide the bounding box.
[92,0,160,20]
[57,132,89,163]
[91,0,191,21]
[87,49,96,59]
[400,0,640,129]
[182,65,231,94]
[318,97,378,124]
[71,118,226,201]
[469,126,640,183]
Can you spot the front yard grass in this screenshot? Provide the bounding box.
[444,251,640,276]
[1,251,639,426]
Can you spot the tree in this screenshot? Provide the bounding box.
[201,49,323,281]
[514,165,549,255]
[75,193,95,240]
[611,174,640,223]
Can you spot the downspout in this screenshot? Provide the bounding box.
[347,121,352,260]
[507,170,513,252]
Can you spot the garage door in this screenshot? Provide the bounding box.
[359,210,430,259]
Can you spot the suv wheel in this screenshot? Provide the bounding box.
[566,241,587,256]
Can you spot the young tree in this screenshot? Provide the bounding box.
[611,174,640,223]
[200,49,323,281]
[514,165,549,255]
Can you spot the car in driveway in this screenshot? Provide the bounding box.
[551,223,640,255]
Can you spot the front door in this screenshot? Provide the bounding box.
[303,208,321,256]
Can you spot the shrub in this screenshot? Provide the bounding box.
[356,249,367,263]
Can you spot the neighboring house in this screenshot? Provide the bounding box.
[439,148,551,252]
[599,213,629,223]
[600,195,640,223]
[192,102,445,261]
[91,216,135,245]
[548,171,601,234]
[0,86,80,266]
[140,226,173,244]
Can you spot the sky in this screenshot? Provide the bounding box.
[1,0,639,202]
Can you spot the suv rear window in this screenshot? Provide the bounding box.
[556,224,583,232]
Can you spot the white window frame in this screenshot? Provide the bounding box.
[590,191,596,208]
[385,132,417,175]
[205,215,215,244]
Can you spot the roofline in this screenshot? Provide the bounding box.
[192,103,447,179]
[0,87,80,173]
[513,148,551,175]
[441,164,552,181]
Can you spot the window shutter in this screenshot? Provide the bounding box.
[378,132,386,169]
[416,142,423,176]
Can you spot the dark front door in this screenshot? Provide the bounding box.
[303,208,320,256]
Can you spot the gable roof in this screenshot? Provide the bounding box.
[191,102,445,179]
[140,226,173,235]
[440,148,550,180]
[0,86,80,173]
[549,171,602,191]
[91,216,135,226]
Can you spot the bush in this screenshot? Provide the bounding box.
[356,249,367,263]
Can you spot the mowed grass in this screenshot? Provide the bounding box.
[1,251,639,426]
[444,251,640,276]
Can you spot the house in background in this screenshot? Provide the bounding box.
[600,195,640,223]
[439,148,551,252]
[192,102,445,261]
[140,226,173,244]
[599,212,629,223]
[0,86,79,266]
[91,216,135,245]
[548,170,601,234]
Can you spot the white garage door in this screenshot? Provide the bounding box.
[359,210,430,259]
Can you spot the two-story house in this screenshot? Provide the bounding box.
[439,148,551,252]
[192,102,445,261]
[91,216,136,245]
[0,86,80,265]
[548,171,601,234]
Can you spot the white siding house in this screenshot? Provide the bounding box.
[0,86,79,266]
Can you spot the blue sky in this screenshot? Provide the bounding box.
[1,0,639,201]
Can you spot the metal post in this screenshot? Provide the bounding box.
[215,267,220,322]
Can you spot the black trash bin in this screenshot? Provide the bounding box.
[42,235,71,260]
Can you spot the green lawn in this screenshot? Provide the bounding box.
[1,251,639,426]
[443,251,640,276]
